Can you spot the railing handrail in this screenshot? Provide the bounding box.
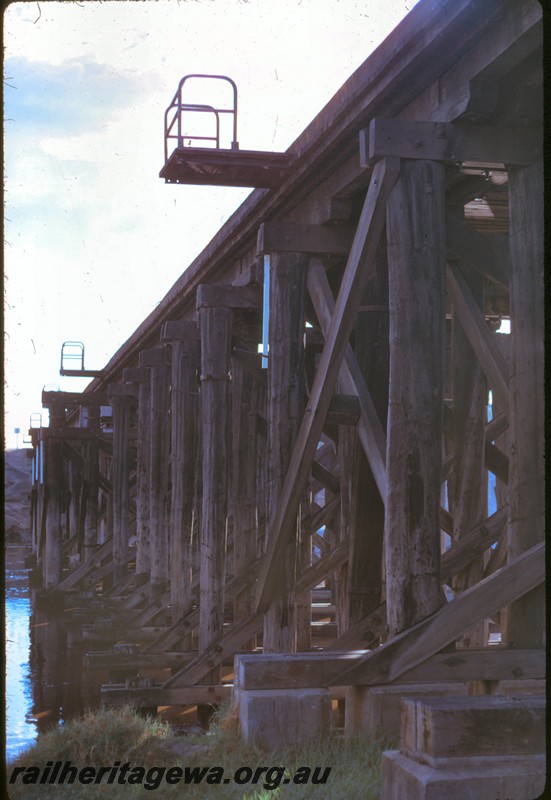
[163,74,239,163]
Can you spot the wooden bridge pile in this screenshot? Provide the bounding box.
[28,0,543,725]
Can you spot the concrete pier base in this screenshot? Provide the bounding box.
[381,751,546,800]
[237,688,332,750]
[345,682,468,738]
[381,694,546,800]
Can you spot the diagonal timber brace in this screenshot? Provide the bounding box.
[447,261,510,415]
[332,540,545,686]
[254,156,400,614]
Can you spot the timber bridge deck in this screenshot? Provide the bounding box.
[28,0,544,793]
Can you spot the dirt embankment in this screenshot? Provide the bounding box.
[4,448,33,543]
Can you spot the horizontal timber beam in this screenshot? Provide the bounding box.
[196,284,261,310]
[257,221,354,256]
[362,119,541,166]
[161,319,200,341]
[235,648,545,690]
[101,685,232,707]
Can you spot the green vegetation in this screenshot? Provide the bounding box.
[7,705,397,799]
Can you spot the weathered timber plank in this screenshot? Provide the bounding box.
[447,262,510,415]
[446,212,509,289]
[333,540,545,686]
[307,258,387,499]
[257,221,354,256]
[363,119,541,166]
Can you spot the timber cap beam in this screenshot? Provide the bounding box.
[257,221,354,256]
[161,319,200,341]
[122,367,148,383]
[196,284,261,310]
[41,390,108,406]
[362,119,542,167]
[139,347,171,368]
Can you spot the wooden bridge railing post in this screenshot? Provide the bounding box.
[384,158,446,635]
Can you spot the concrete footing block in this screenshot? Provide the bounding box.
[237,688,332,751]
[345,682,468,738]
[381,750,546,800]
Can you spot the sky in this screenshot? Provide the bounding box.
[4,0,418,450]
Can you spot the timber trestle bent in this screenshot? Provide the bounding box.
[29,0,543,773]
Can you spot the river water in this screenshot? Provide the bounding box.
[5,544,105,762]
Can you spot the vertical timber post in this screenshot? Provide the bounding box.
[140,348,171,599]
[231,354,258,641]
[507,161,544,648]
[110,387,133,585]
[83,403,100,562]
[125,367,151,585]
[162,321,199,627]
[450,265,487,649]
[263,251,307,653]
[198,289,232,682]
[44,402,66,590]
[384,159,445,635]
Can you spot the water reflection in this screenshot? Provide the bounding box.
[6,545,105,762]
[5,545,35,761]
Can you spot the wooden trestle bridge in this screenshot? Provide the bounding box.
[28,0,544,790]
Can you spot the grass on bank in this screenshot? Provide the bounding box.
[6,705,397,799]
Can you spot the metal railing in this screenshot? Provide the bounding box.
[163,74,239,163]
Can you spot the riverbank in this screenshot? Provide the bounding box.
[6,705,396,799]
